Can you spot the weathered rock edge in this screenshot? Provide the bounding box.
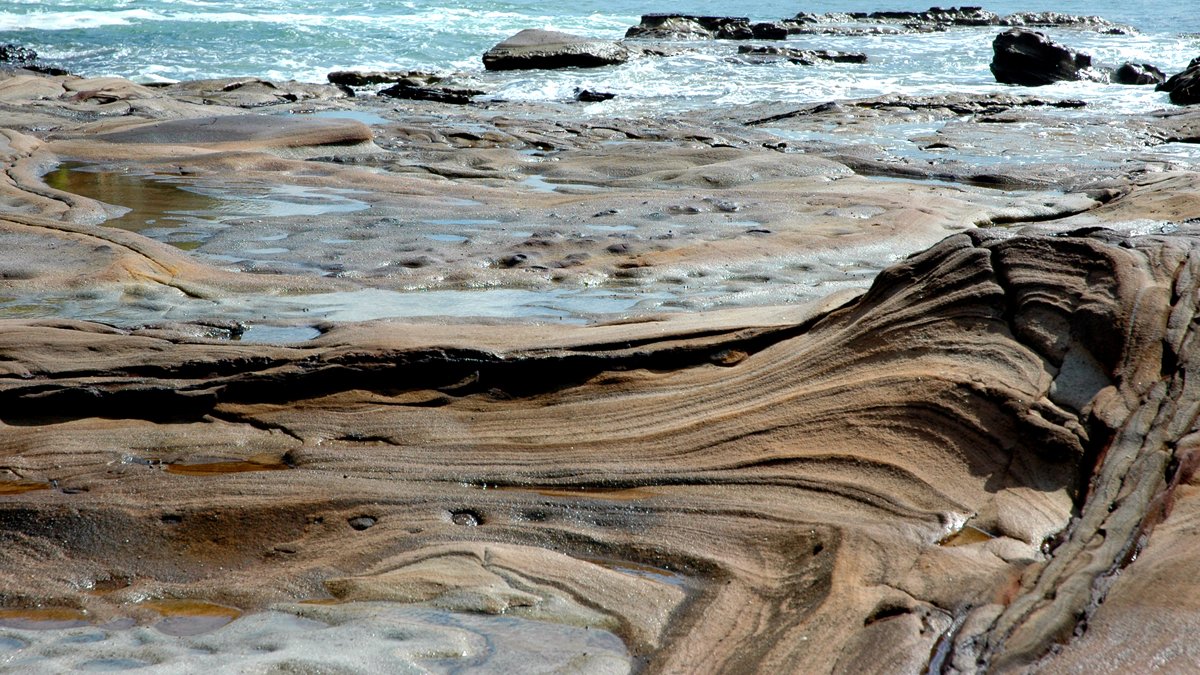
[1,228,1197,672]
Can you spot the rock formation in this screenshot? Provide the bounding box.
[482,29,632,71]
[625,15,787,41]
[990,29,1101,86]
[737,46,868,66]
[4,219,1200,671]
[1114,62,1166,85]
[786,7,1131,35]
[1158,57,1200,105]
[3,41,1200,670]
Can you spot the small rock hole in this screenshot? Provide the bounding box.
[348,515,377,531]
[450,510,481,527]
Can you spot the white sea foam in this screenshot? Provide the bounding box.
[0,9,163,31]
[0,0,1195,116]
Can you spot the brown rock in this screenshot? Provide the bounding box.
[482,29,632,71]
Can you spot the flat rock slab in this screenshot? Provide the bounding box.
[483,29,632,71]
[85,114,374,152]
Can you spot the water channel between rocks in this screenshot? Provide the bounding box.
[31,163,688,337]
[0,602,633,673]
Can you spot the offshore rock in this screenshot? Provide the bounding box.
[855,6,1000,26]
[0,43,69,76]
[1114,62,1166,86]
[378,81,484,104]
[1158,57,1200,105]
[787,8,1132,36]
[482,29,632,71]
[575,88,616,102]
[990,29,1100,86]
[1002,11,1132,33]
[0,44,38,68]
[328,70,441,88]
[625,15,783,41]
[737,46,868,66]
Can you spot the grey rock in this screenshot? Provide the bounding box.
[483,29,632,71]
[625,15,762,41]
[1114,62,1165,86]
[378,82,483,104]
[1158,57,1200,105]
[990,29,1099,86]
[737,46,867,66]
[328,70,440,88]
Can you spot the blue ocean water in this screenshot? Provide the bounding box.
[1,1,1198,111]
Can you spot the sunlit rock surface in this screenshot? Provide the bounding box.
[2,68,1200,672]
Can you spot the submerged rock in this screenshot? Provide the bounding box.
[482,29,632,71]
[786,7,1132,36]
[0,43,69,76]
[990,29,1101,86]
[574,88,616,102]
[855,6,1000,26]
[625,14,784,41]
[1158,57,1200,105]
[1002,10,1132,33]
[0,44,38,68]
[1114,62,1166,86]
[737,46,868,66]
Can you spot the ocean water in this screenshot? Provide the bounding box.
[1,1,1198,113]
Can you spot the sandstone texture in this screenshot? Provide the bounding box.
[482,29,633,71]
[2,48,1200,672]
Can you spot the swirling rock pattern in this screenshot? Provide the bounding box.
[2,225,1196,671]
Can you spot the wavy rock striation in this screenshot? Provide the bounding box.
[1,226,1197,671]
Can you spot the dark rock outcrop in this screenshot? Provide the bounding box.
[1002,11,1131,33]
[1158,58,1200,105]
[0,43,38,68]
[0,43,69,76]
[625,15,786,41]
[856,6,1000,26]
[1114,62,1165,86]
[482,29,632,71]
[574,88,616,102]
[737,46,867,66]
[328,70,439,88]
[378,82,484,105]
[786,7,1132,36]
[990,29,1099,86]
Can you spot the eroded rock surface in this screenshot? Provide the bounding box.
[3,63,1200,673]
[482,29,633,71]
[3,226,1200,671]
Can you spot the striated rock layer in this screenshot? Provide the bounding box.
[4,65,1200,671]
[3,225,1199,671]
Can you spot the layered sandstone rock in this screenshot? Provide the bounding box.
[482,29,633,71]
[2,222,1200,671]
[3,64,1200,672]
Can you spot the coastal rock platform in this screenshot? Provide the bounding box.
[3,62,1200,673]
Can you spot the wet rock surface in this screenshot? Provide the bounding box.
[1115,62,1166,86]
[2,50,1200,673]
[787,7,1132,35]
[625,14,787,41]
[1159,57,1200,105]
[736,46,868,66]
[482,29,634,71]
[990,29,1102,86]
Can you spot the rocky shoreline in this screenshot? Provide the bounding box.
[3,9,1200,673]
